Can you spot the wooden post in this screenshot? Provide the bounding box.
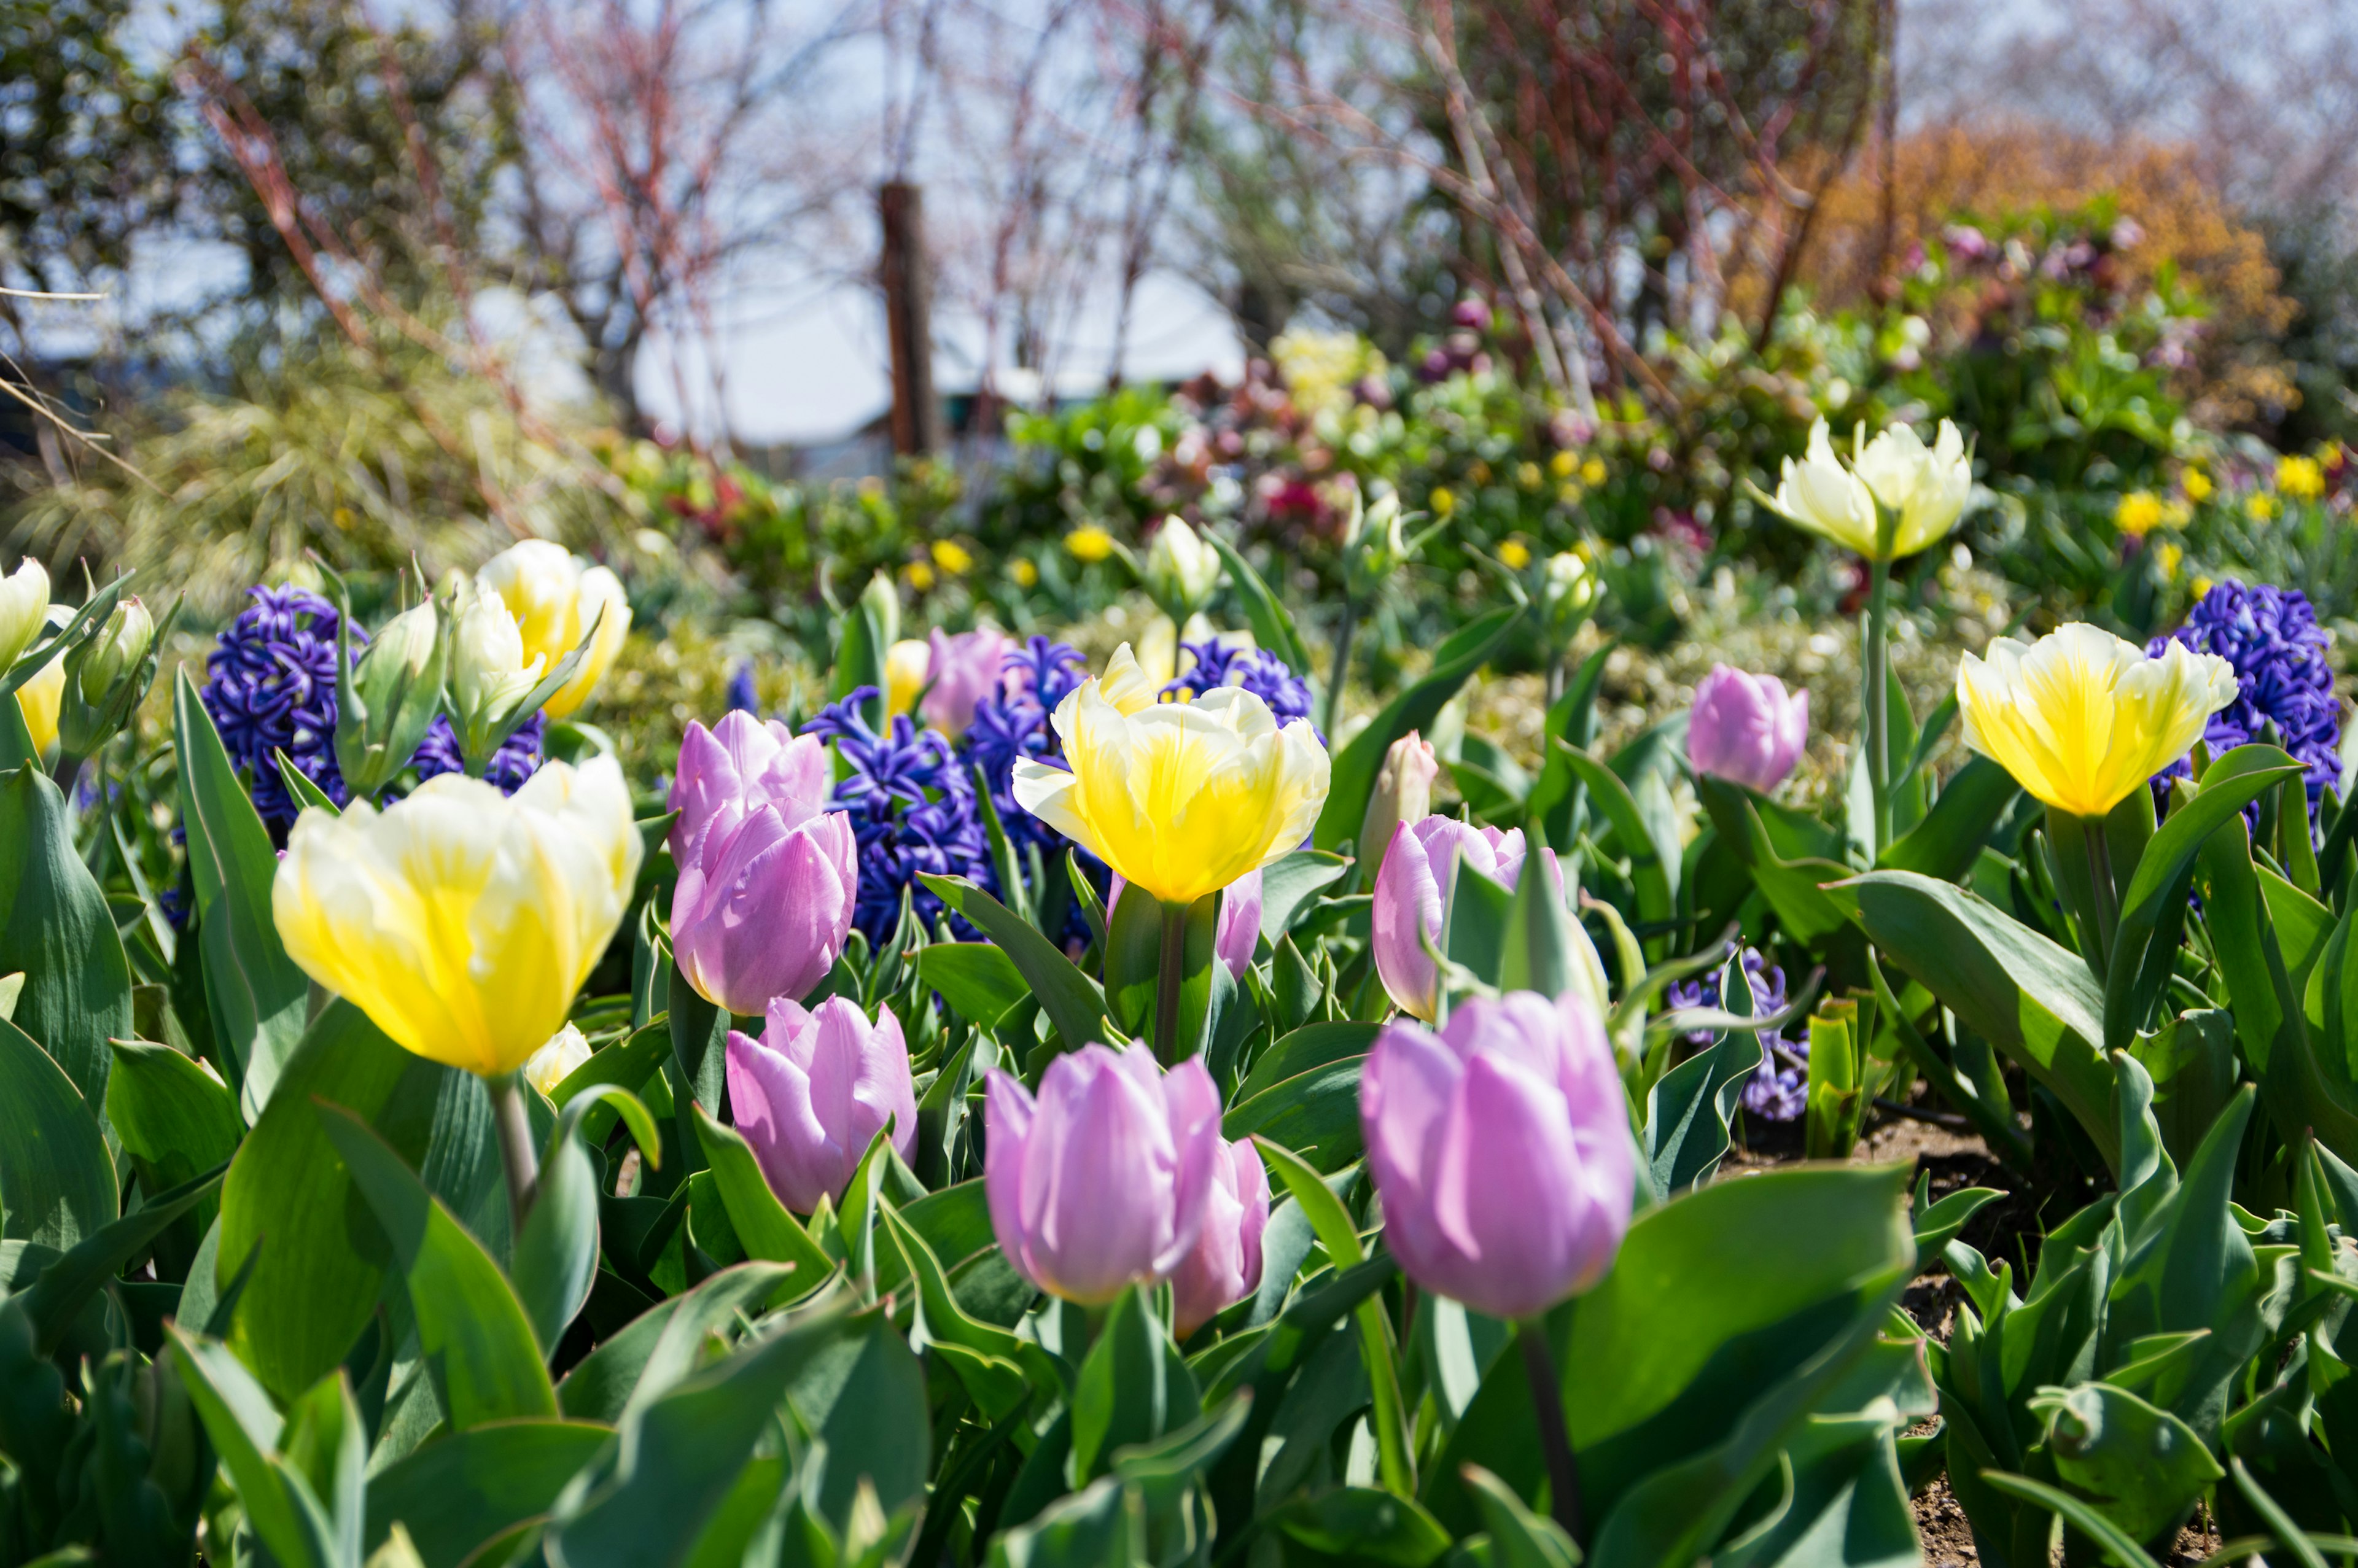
[878,181,940,456]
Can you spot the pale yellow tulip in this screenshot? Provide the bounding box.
[477,540,632,719]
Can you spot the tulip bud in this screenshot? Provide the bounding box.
[920,627,1014,736]
[523,1022,592,1098]
[727,995,917,1213]
[57,595,158,763]
[1142,516,1222,621]
[338,599,446,800]
[1850,419,1974,558]
[1342,492,1415,599]
[884,638,931,721]
[451,580,545,726]
[0,559,50,673]
[1357,731,1438,880]
[1540,551,1596,646]
[1170,1136,1270,1336]
[477,540,632,719]
[669,712,855,1015]
[1687,666,1810,794]
[984,1043,1224,1304]
[1360,990,1633,1319]
[1372,815,1608,1022]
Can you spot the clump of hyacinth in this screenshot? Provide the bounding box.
[1164,637,1321,740]
[2147,581,2340,809]
[804,688,994,945]
[411,713,547,797]
[200,586,356,829]
[961,636,1109,945]
[1667,947,1804,1122]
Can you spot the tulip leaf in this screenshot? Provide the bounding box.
[0,1011,115,1249]
[1700,778,1870,988]
[1824,871,2119,1174]
[689,1100,841,1288]
[556,1260,801,1422]
[106,1038,241,1202]
[1237,1020,1381,1104]
[879,1201,1041,1416]
[1203,527,1317,678]
[365,1419,614,1568]
[787,1308,934,1532]
[1876,755,2021,882]
[1258,850,1352,942]
[1272,1485,1455,1565]
[0,686,33,772]
[1070,1285,1201,1483]
[667,953,728,1126]
[1461,1462,1581,1568]
[914,941,1029,1030]
[1224,1057,1367,1173]
[1498,817,1586,998]
[1641,1011,1764,1200]
[0,763,133,1113]
[1314,606,1521,853]
[1977,1470,2165,1568]
[1105,886,1216,1059]
[174,670,310,1122]
[18,1161,221,1357]
[1527,642,1616,847]
[317,1100,558,1426]
[922,874,1108,1052]
[167,1326,342,1568]
[511,1091,629,1357]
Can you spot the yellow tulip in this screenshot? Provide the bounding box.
[1012,643,1329,907]
[15,605,68,756]
[2114,491,2166,538]
[477,541,632,720]
[884,637,931,719]
[523,1023,593,1098]
[1956,624,2237,820]
[271,756,644,1077]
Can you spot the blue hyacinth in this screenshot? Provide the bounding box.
[2148,581,2341,810]
[1667,947,1804,1122]
[1163,637,1321,739]
[803,688,995,945]
[411,712,547,797]
[200,586,356,829]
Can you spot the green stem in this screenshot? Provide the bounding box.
[1519,1321,1584,1545]
[1154,899,1188,1066]
[2082,818,2119,971]
[1865,554,1893,856]
[486,1071,540,1238]
[1325,600,1358,739]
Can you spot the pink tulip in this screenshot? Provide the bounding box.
[921,627,1014,736]
[1371,817,1551,1021]
[1687,665,1808,793]
[1361,991,1632,1320]
[1170,1136,1271,1336]
[1107,868,1264,980]
[669,712,856,1014]
[726,996,917,1213]
[984,1044,1224,1305]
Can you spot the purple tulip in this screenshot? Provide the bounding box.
[984,1044,1224,1305]
[669,712,857,1015]
[726,995,917,1213]
[1371,817,1551,1022]
[1171,1135,1271,1335]
[922,627,1015,737]
[1107,867,1264,980]
[1361,991,1633,1320]
[1687,665,1809,793]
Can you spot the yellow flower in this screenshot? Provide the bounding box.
[1756,417,1971,561]
[16,639,64,758]
[477,541,632,720]
[1956,624,2237,820]
[1557,482,1583,506]
[2154,541,2184,580]
[1517,462,1542,490]
[2249,493,2281,522]
[1066,526,1115,563]
[2114,491,2166,537]
[1580,457,1607,487]
[1550,450,1578,479]
[2182,469,2214,503]
[1012,558,1040,588]
[1430,487,1457,517]
[271,758,643,1077]
[904,560,937,592]
[1498,539,1533,570]
[885,637,931,718]
[1011,643,1329,907]
[524,1023,592,1098]
[932,539,974,576]
[2279,454,2326,500]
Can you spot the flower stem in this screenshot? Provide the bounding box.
[487,1070,540,1238]
[2082,818,2120,970]
[1518,1320,1584,1545]
[1865,554,1893,856]
[1155,899,1189,1066]
[1325,600,1358,739]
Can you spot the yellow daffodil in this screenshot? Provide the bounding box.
[932,540,975,576]
[524,1023,593,1098]
[1430,487,1456,517]
[2154,541,2184,580]
[1011,643,1329,907]
[2115,491,2166,538]
[2279,454,2326,500]
[477,541,632,720]
[2182,469,2214,503]
[1498,539,1532,570]
[1956,624,2237,820]
[1517,462,1542,490]
[905,560,936,592]
[1066,526,1115,563]
[885,637,931,718]
[1012,558,1040,588]
[271,757,644,1077]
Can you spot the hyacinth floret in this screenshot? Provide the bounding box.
[2147,581,2340,808]
[1164,637,1321,738]
[964,635,1088,847]
[1667,947,1804,1122]
[804,686,994,945]
[200,586,357,828]
[411,712,547,797]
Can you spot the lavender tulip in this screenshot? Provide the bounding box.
[1371,817,1543,1021]
[1108,867,1264,980]
[984,1044,1223,1304]
[1171,1136,1271,1336]
[1361,991,1633,1319]
[1687,665,1809,793]
[922,627,1015,736]
[727,995,917,1213]
[669,712,857,1015]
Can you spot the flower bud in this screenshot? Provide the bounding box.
[477,540,632,719]
[523,1023,593,1098]
[58,595,158,761]
[451,581,545,732]
[1541,551,1596,645]
[0,559,50,673]
[1343,493,1414,598]
[338,599,446,799]
[1357,731,1438,879]
[884,638,930,721]
[1142,516,1221,621]
[727,995,917,1213]
[1687,666,1810,794]
[1371,816,1608,1022]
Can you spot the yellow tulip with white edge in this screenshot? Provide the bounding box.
[0,559,49,672]
[884,638,931,720]
[524,1023,593,1098]
[1143,516,1221,619]
[271,756,644,1077]
[477,540,632,719]
[1012,643,1329,907]
[1756,420,1879,557]
[1956,624,2238,821]
[15,605,69,756]
[451,581,545,726]
[1850,419,1972,557]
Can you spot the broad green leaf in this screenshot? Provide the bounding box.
[1700,778,1869,987]
[557,1261,799,1422]
[1070,1286,1199,1481]
[2030,1382,2222,1542]
[913,941,1029,1030]
[1105,885,1215,1058]
[690,1101,839,1287]
[1315,607,1521,852]
[1877,756,2020,882]
[512,1098,615,1356]
[1979,1470,2163,1568]
[783,1310,932,1531]
[1223,1058,1366,1172]
[1272,1486,1453,1566]
[0,1012,115,1248]
[0,764,132,1110]
[1642,1019,1763,1198]
[317,1103,558,1427]
[365,1419,613,1568]
[1557,742,1674,943]
[924,874,1108,1052]
[879,1202,1040,1418]
[1461,1464,1580,1568]
[174,670,308,1120]
[168,1326,339,1568]
[1259,850,1352,941]
[1529,642,1617,845]
[1236,1020,1380,1104]
[1202,529,1317,677]
[216,999,447,1400]
[106,1038,241,1191]
[668,955,727,1130]
[19,1162,221,1356]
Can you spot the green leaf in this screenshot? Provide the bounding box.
[216,999,448,1400]
[878,1202,1040,1418]
[168,1326,339,1568]
[1642,1009,1764,1198]
[20,1162,221,1356]
[1203,529,1317,677]
[1529,642,1617,845]
[1560,742,1676,938]
[512,1093,623,1356]
[1877,756,2021,881]
[0,1013,115,1248]
[0,765,133,1111]
[1979,1470,2163,1568]
[1498,818,1587,997]
[1223,1058,1366,1172]
[914,942,1029,1030]
[1237,1021,1380,1104]
[1070,1285,1200,1481]
[1272,1486,1453,1566]
[923,874,1108,1051]
[668,954,727,1127]
[365,1419,613,1568]
[1700,778,1869,986]
[1461,1463,1581,1568]
[784,1309,932,1531]
[2029,1382,2222,1542]
[1258,850,1352,941]
[1315,607,1521,852]
[1105,887,1216,1058]
[556,1261,800,1422]
[174,669,309,1120]
[690,1101,839,1287]
[317,1101,559,1427]
[1827,871,2119,1174]
[105,1038,239,1257]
